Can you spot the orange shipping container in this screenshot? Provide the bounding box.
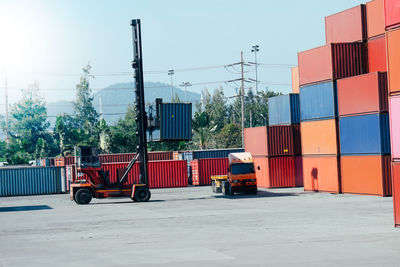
[254,156,270,188]
[301,119,339,155]
[303,155,341,193]
[244,126,268,156]
[368,35,387,73]
[291,66,300,94]
[387,28,400,95]
[392,162,400,227]
[341,155,391,196]
[367,0,386,38]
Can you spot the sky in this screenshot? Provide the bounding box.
[0,0,366,115]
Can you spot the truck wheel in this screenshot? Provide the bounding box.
[74,188,92,205]
[212,181,217,193]
[134,187,151,202]
[228,184,234,196]
[249,188,258,195]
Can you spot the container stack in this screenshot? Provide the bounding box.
[384,0,400,226]
[298,5,368,194]
[244,93,303,189]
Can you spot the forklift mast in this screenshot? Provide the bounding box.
[119,19,149,186]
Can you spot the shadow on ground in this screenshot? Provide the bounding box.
[0,205,52,212]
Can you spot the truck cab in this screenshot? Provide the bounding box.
[211,152,257,195]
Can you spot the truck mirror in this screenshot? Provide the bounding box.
[227,168,230,173]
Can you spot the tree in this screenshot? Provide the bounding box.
[208,87,227,131]
[215,123,242,148]
[8,86,50,156]
[192,111,216,149]
[54,114,80,156]
[109,104,138,153]
[73,63,100,147]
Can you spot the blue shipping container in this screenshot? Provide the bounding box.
[268,94,300,126]
[160,103,192,141]
[192,148,244,159]
[0,166,63,197]
[339,113,391,155]
[300,81,338,121]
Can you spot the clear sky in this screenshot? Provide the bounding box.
[0,0,365,112]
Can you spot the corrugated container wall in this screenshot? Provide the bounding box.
[268,94,300,126]
[300,81,337,121]
[0,167,63,197]
[298,43,367,86]
[341,155,391,196]
[244,127,268,156]
[367,0,386,38]
[368,35,387,72]
[254,156,270,188]
[387,28,400,95]
[337,72,388,116]
[160,103,192,141]
[292,66,300,94]
[267,125,302,157]
[390,95,400,160]
[339,113,391,155]
[301,119,339,155]
[325,5,367,43]
[191,158,228,186]
[303,156,341,193]
[392,162,400,227]
[192,148,244,159]
[384,0,400,29]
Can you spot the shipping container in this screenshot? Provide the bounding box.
[339,113,391,155]
[61,152,174,165]
[337,72,388,116]
[69,160,188,189]
[300,81,337,121]
[253,156,303,188]
[368,35,387,72]
[298,43,367,86]
[267,125,301,157]
[341,155,391,196]
[268,94,300,126]
[301,119,339,156]
[244,126,268,156]
[390,95,400,160]
[384,0,400,29]
[191,158,228,186]
[160,103,192,141]
[55,157,65,167]
[367,0,386,38]
[0,166,63,197]
[292,66,300,94]
[192,148,244,159]
[325,5,367,43]
[303,155,341,193]
[392,162,400,227]
[386,28,400,95]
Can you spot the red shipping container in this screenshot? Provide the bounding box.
[392,162,400,227]
[368,35,387,73]
[298,43,367,86]
[341,155,391,196]
[337,72,388,116]
[253,156,303,189]
[390,95,400,160]
[267,125,301,157]
[190,158,228,186]
[69,160,188,189]
[325,5,367,44]
[384,0,400,29]
[303,155,341,193]
[55,157,65,167]
[367,0,386,38]
[244,126,268,156]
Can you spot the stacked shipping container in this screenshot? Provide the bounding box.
[384,0,400,227]
[244,94,303,189]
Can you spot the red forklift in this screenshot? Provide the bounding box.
[70,19,152,204]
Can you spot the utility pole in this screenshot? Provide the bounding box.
[99,96,103,120]
[180,82,192,102]
[168,69,174,102]
[240,51,245,147]
[250,110,252,128]
[4,69,9,148]
[251,45,260,93]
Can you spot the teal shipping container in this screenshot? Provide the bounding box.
[0,166,63,197]
[160,103,192,141]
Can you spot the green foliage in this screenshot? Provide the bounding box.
[192,111,216,149]
[215,123,242,148]
[109,104,138,153]
[54,114,80,156]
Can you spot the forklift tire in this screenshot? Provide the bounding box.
[74,188,92,205]
[134,187,151,202]
[212,181,217,193]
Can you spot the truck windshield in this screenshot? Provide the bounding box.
[231,163,255,175]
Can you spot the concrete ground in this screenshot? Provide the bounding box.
[0,187,399,267]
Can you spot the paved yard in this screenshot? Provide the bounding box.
[0,187,399,266]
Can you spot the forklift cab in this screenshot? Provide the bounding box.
[77,146,100,168]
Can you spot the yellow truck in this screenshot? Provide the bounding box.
[211,152,257,195]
